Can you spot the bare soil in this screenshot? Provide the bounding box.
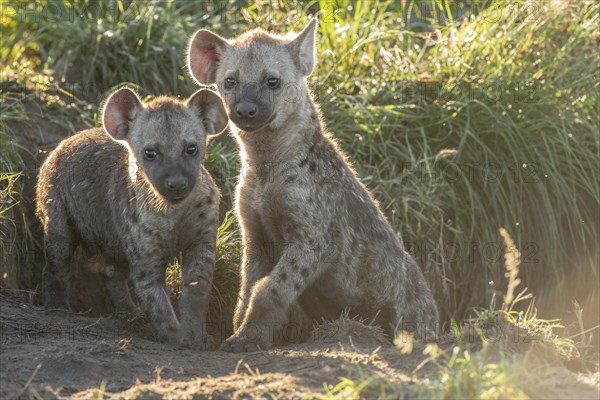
[0,290,434,399]
[2,290,599,399]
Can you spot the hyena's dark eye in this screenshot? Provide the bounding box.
[266,78,280,89]
[224,78,237,89]
[144,149,158,161]
[186,144,198,156]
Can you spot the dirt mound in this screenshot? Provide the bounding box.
[309,316,388,346]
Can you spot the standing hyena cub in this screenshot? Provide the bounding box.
[188,19,439,352]
[36,87,228,349]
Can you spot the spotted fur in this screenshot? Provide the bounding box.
[188,20,439,352]
[36,87,228,349]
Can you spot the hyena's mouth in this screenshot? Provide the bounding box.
[234,113,277,132]
[166,195,188,205]
[162,192,190,205]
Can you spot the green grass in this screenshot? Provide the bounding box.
[414,250,584,400]
[0,85,30,287]
[0,172,21,269]
[0,87,29,177]
[1,0,255,99]
[315,367,402,400]
[314,344,574,399]
[415,346,546,399]
[1,0,598,335]
[311,0,599,321]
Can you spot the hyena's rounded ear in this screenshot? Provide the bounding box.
[187,89,229,136]
[289,18,318,76]
[188,29,229,85]
[102,87,143,140]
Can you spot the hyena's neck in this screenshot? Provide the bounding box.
[235,88,324,165]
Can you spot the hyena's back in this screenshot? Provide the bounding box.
[37,128,133,260]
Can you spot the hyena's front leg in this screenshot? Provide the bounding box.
[178,240,216,350]
[392,256,440,341]
[233,239,273,330]
[131,260,180,345]
[222,243,322,352]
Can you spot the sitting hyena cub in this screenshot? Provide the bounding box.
[36,87,228,349]
[188,19,439,352]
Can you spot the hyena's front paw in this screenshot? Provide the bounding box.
[180,332,215,351]
[152,322,182,347]
[220,335,262,352]
[179,320,215,350]
[220,328,272,353]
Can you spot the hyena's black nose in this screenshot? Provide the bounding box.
[166,177,188,192]
[235,102,257,119]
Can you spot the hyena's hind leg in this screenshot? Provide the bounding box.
[392,288,439,341]
[393,302,439,342]
[102,264,140,316]
[41,203,77,310]
[391,259,439,341]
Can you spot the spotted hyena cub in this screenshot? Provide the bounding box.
[36,87,228,349]
[188,19,439,352]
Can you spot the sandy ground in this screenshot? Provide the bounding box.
[0,290,436,399]
[2,289,599,399]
